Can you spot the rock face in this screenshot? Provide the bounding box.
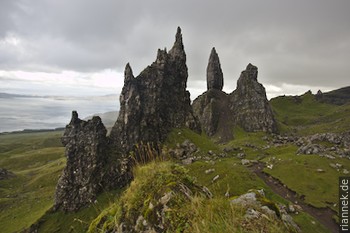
[207,47,223,91]
[54,111,130,212]
[230,63,277,133]
[193,58,277,140]
[192,89,232,139]
[110,27,200,153]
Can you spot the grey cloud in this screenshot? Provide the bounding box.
[0,0,349,94]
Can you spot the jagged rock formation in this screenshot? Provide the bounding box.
[110,27,200,153]
[230,63,277,133]
[207,47,223,90]
[55,28,201,212]
[193,48,233,140]
[55,28,278,213]
[193,61,277,140]
[54,111,130,212]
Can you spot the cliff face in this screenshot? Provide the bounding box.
[110,27,200,153]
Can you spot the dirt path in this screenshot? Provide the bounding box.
[249,162,338,233]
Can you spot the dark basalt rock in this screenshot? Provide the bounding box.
[193,49,233,140]
[207,47,223,91]
[193,89,233,140]
[230,63,277,133]
[54,111,131,212]
[110,27,201,154]
[193,62,277,140]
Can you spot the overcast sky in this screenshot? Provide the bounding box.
[0,0,349,99]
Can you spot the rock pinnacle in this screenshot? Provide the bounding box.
[207,47,223,90]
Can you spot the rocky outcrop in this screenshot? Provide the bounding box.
[193,61,277,140]
[207,47,223,91]
[54,111,131,212]
[230,64,277,133]
[110,27,200,154]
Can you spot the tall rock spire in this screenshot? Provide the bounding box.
[207,47,224,90]
[110,27,200,153]
[124,63,134,84]
[169,26,186,61]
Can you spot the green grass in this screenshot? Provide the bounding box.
[263,144,350,212]
[270,92,350,135]
[165,128,221,154]
[0,131,65,233]
[36,190,123,233]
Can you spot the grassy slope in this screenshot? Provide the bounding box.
[164,129,329,233]
[269,92,350,214]
[270,92,350,135]
[0,131,65,233]
[88,160,295,233]
[36,190,123,233]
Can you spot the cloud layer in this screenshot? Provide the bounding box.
[1,0,349,97]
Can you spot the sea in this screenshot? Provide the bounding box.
[0,94,119,133]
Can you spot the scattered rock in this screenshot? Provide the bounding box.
[241,159,251,166]
[212,175,220,183]
[316,169,325,173]
[169,140,198,160]
[245,208,261,219]
[205,168,215,174]
[181,158,194,165]
[237,153,246,159]
[297,143,323,155]
[231,192,257,206]
[0,168,15,180]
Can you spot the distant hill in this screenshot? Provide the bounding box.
[84,111,119,129]
[316,86,350,105]
[0,93,32,98]
[270,88,350,135]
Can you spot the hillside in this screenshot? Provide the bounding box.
[270,91,350,135]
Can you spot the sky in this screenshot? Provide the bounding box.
[0,0,349,99]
